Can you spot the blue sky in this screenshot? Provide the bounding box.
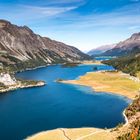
[0,0,140,51]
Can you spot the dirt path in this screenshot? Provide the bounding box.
[75,130,104,140]
[60,129,72,140]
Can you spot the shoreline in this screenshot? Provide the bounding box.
[61,71,140,100]
[26,77,135,139]
[16,65,49,73]
[81,60,104,65]
[0,81,46,93]
[0,64,49,93]
[123,109,129,126]
[1,62,137,140]
[26,100,132,140]
[26,69,140,140]
[62,80,135,100]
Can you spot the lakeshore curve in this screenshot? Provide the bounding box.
[61,71,140,100]
[26,71,140,140]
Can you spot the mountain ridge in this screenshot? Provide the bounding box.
[0,19,90,72]
[87,44,116,56]
[102,32,140,56]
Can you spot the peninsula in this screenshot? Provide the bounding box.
[0,73,45,93]
[61,70,140,100]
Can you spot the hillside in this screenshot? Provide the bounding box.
[0,20,90,72]
[102,33,140,56]
[103,54,140,76]
[87,44,116,56]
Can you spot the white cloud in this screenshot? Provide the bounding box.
[0,4,79,23]
[23,5,78,17]
[52,3,140,29]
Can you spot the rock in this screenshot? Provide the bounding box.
[0,73,16,86]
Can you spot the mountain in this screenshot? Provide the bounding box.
[102,32,140,76]
[87,44,116,56]
[0,20,90,72]
[103,53,140,76]
[103,32,140,56]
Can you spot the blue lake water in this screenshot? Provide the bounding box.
[0,64,131,140]
[95,56,116,61]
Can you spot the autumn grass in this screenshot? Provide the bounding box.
[26,129,67,140]
[26,128,108,140]
[62,71,140,99]
[81,60,103,65]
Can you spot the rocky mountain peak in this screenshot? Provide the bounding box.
[0,19,11,28]
[130,32,140,40]
[102,32,140,56]
[21,25,34,34]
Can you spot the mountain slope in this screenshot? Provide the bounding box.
[103,54,140,76]
[103,33,140,56]
[87,44,116,56]
[0,20,90,71]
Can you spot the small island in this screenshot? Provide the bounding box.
[61,62,81,68]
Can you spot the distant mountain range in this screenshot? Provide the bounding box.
[103,32,140,76]
[87,44,116,56]
[102,33,140,56]
[88,32,140,57]
[87,32,140,76]
[0,20,90,72]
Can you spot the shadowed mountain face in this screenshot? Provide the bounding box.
[103,53,140,76]
[102,32,140,56]
[0,20,90,71]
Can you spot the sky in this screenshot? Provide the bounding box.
[0,0,140,52]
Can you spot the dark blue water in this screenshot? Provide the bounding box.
[0,64,131,140]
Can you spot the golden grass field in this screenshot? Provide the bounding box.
[26,128,115,140]
[81,60,103,65]
[62,71,140,100]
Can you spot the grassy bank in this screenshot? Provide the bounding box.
[62,71,140,99]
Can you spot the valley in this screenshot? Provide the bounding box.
[0,19,140,140]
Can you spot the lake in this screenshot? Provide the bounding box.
[95,56,116,61]
[0,64,131,140]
